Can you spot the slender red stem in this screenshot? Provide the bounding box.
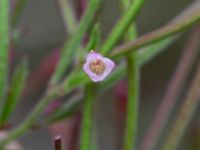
[162,60,200,150]
[140,26,200,150]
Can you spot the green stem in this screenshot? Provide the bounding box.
[83,23,101,52]
[161,62,200,150]
[124,53,139,150]
[59,33,175,95]
[111,3,200,57]
[2,0,200,147]
[78,23,101,62]
[0,87,60,147]
[0,0,9,108]
[0,60,28,126]
[56,0,76,33]
[100,0,146,54]
[80,84,95,150]
[0,34,175,144]
[50,0,101,86]
[121,0,139,149]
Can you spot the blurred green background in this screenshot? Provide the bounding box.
[12,0,200,150]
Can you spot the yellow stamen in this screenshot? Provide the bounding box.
[89,59,105,75]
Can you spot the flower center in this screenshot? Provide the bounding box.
[89,59,105,75]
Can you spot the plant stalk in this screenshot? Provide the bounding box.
[161,61,200,150]
[80,84,95,150]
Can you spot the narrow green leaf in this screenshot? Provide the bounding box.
[84,24,101,52]
[47,63,125,123]
[0,60,28,125]
[0,35,177,146]
[46,35,175,123]
[0,87,60,147]
[111,2,200,57]
[62,35,176,93]
[77,23,101,61]
[56,0,77,33]
[63,70,89,92]
[50,0,101,86]
[100,0,146,54]
[50,22,177,126]
[0,0,9,107]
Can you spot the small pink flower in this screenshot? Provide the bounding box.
[83,51,116,82]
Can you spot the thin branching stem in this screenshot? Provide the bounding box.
[161,61,200,150]
[111,2,200,58]
[100,0,146,54]
[50,0,101,85]
[1,1,200,148]
[140,27,200,150]
[0,87,60,147]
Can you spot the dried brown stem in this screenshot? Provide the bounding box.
[54,135,62,150]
